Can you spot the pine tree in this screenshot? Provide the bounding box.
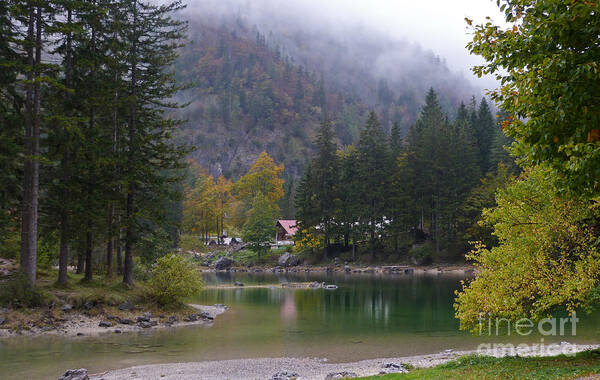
[356,111,389,256]
[0,1,23,258]
[312,119,338,254]
[119,0,188,285]
[474,98,495,173]
[389,121,402,158]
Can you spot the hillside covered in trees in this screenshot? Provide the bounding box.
[174,2,481,182]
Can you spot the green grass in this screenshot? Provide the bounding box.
[360,351,600,380]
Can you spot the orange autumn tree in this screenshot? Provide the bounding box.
[183,162,218,242]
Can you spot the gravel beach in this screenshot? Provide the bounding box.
[90,344,600,380]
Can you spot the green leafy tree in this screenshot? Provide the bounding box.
[242,192,276,257]
[466,0,600,194]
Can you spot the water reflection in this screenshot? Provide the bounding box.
[0,271,598,380]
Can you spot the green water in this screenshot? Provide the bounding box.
[1,272,598,379]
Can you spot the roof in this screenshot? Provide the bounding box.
[277,220,298,236]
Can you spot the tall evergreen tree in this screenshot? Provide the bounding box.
[119,0,188,285]
[474,98,495,173]
[356,111,389,256]
[0,1,23,259]
[312,119,338,253]
[389,121,402,158]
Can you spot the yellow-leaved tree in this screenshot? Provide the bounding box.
[235,151,284,213]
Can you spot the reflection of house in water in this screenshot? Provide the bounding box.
[275,220,297,245]
[280,292,297,325]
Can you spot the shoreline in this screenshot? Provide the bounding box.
[200,263,476,276]
[89,344,600,380]
[0,303,227,339]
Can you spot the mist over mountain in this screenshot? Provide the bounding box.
[176,0,484,178]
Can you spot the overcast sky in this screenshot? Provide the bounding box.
[268,0,507,90]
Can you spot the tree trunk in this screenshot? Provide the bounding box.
[58,212,69,285]
[58,7,73,286]
[20,5,42,284]
[116,231,123,275]
[76,249,84,274]
[84,217,93,281]
[123,0,138,286]
[106,204,113,277]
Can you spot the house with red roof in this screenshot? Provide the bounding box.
[276,220,297,244]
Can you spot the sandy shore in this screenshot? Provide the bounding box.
[0,304,227,339]
[90,344,600,380]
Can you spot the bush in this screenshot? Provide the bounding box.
[37,236,58,270]
[133,257,152,282]
[146,254,203,306]
[0,272,48,308]
[409,242,434,265]
[0,228,19,259]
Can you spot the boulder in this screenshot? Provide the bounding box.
[215,257,234,270]
[271,371,299,380]
[118,301,132,311]
[58,368,88,380]
[167,315,178,324]
[380,363,408,374]
[98,321,112,328]
[278,252,301,267]
[61,304,73,312]
[138,321,153,329]
[326,371,358,380]
[137,315,150,323]
[118,318,134,325]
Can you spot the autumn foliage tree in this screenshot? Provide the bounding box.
[457,0,600,331]
[455,166,600,332]
[235,151,285,208]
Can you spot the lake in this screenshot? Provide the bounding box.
[1,271,598,379]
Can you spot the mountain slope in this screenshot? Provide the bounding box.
[176,1,482,179]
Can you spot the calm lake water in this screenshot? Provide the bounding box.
[1,271,599,379]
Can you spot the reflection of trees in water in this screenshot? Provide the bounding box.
[200,273,465,334]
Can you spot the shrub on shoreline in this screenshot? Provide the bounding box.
[147,254,203,306]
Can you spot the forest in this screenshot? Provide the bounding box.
[294,90,517,262]
[0,0,188,287]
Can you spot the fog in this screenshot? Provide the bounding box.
[184,0,506,92]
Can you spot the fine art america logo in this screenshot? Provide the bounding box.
[476,312,580,356]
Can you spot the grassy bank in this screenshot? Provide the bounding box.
[0,266,199,334]
[361,351,600,380]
